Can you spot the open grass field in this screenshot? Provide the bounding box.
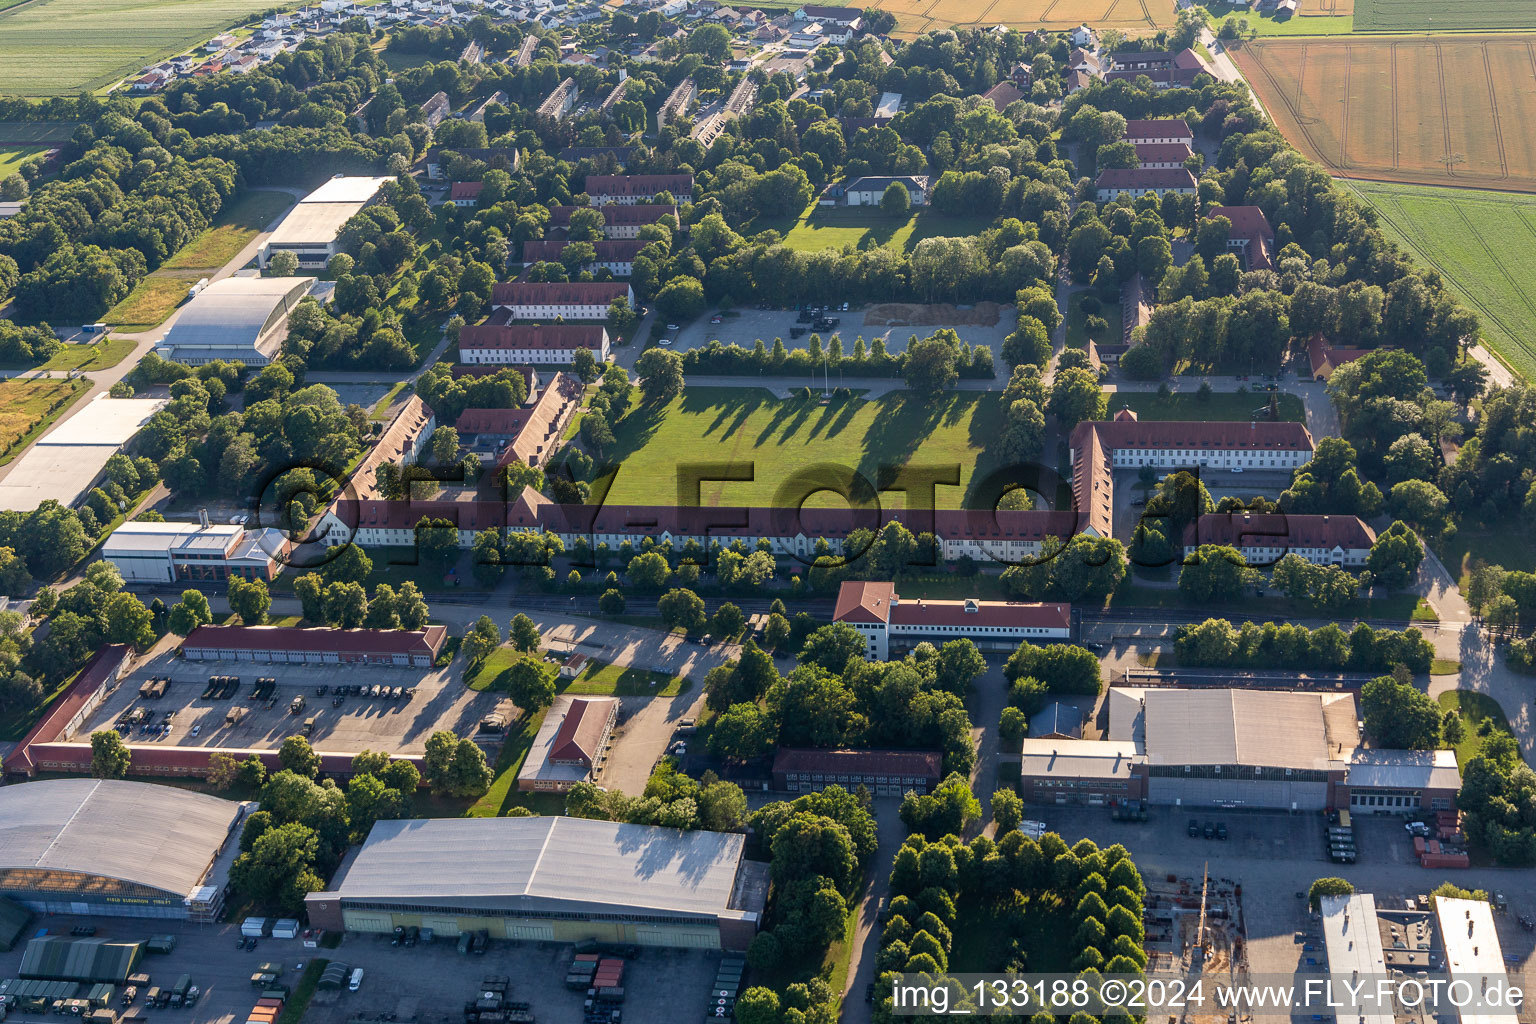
[0,145,46,179]
[1233,37,1536,193]
[162,189,292,270]
[1111,389,1305,422]
[0,0,279,96]
[778,203,997,254]
[869,0,1175,37]
[35,337,137,372]
[104,272,201,331]
[0,122,75,144]
[1353,0,1536,32]
[1437,691,1517,768]
[0,378,88,463]
[1204,4,1353,34]
[1065,291,1122,349]
[1342,180,1536,381]
[601,386,1008,509]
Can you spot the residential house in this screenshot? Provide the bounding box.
[490,281,633,321]
[1204,205,1276,270]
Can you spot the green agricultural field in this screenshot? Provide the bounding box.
[600,387,1009,509]
[0,0,278,96]
[779,203,996,254]
[1347,181,1536,381]
[1205,6,1353,34]
[1353,0,1536,31]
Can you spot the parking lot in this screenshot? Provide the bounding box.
[81,653,511,756]
[0,916,731,1024]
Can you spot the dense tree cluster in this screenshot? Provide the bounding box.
[567,761,748,831]
[1456,734,1536,865]
[1175,617,1434,673]
[870,830,1145,1019]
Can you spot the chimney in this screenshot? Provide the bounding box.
[198,508,210,529]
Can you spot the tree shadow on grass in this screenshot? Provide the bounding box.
[689,387,767,441]
[605,398,671,465]
[857,392,951,484]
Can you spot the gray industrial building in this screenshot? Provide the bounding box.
[257,175,391,270]
[0,779,245,920]
[306,817,766,951]
[155,276,315,366]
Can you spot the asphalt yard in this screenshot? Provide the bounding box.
[81,655,511,756]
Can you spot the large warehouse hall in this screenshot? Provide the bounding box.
[0,779,246,920]
[305,816,767,950]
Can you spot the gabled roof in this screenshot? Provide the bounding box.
[546,204,676,227]
[549,697,615,764]
[1185,513,1376,551]
[1123,118,1193,140]
[491,281,630,306]
[1095,167,1197,190]
[583,174,693,197]
[833,580,895,624]
[450,180,483,201]
[520,238,646,263]
[981,80,1025,109]
[1134,142,1193,164]
[181,624,447,658]
[459,322,607,350]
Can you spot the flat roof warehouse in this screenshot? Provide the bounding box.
[0,396,168,512]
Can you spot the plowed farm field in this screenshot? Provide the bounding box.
[1233,37,1536,192]
[871,0,1174,37]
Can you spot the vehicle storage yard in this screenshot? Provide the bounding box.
[80,655,511,756]
[0,918,731,1024]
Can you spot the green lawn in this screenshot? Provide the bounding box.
[1209,10,1353,34]
[468,647,684,697]
[1430,658,1461,675]
[1439,525,1536,578]
[779,203,996,254]
[1412,598,1439,622]
[0,0,282,96]
[36,337,136,372]
[1437,691,1517,768]
[1065,291,1121,350]
[1111,389,1305,422]
[104,273,202,330]
[0,121,76,144]
[1343,180,1536,380]
[464,707,563,817]
[600,386,1009,509]
[163,190,293,270]
[0,144,46,178]
[370,381,411,421]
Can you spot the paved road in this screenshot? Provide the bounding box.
[1203,30,1268,118]
[840,798,903,1023]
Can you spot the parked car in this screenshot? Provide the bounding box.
[1203,821,1216,839]
[665,324,679,331]
[1188,819,1200,837]
[1216,822,1228,841]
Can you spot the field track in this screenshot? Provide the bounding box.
[1234,37,1536,193]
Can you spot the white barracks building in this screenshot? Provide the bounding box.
[833,581,1071,660]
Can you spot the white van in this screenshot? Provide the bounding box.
[348,968,364,992]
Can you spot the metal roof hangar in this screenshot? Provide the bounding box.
[0,779,244,920]
[305,817,767,951]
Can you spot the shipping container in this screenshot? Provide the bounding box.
[241,918,269,938]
